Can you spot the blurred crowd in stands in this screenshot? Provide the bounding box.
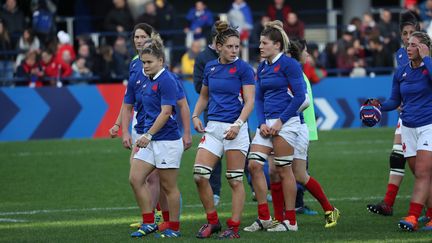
[0,0,430,87]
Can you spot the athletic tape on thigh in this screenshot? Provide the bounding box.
[193,164,213,179]
[274,155,293,167]
[247,151,268,165]
[392,144,403,155]
[226,169,244,181]
[389,149,406,176]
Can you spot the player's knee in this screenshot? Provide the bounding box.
[248,152,268,166]
[226,169,244,186]
[273,155,293,167]
[193,164,212,184]
[389,145,406,176]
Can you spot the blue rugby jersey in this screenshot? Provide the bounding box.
[255,53,307,126]
[141,68,180,140]
[395,47,409,67]
[381,56,432,128]
[125,69,185,135]
[128,55,143,111]
[203,57,255,123]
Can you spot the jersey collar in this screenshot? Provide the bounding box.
[218,56,239,64]
[266,52,283,65]
[150,68,165,80]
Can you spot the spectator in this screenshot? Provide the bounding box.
[349,17,364,43]
[419,0,432,27]
[303,42,327,84]
[31,0,55,44]
[112,36,129,79]
[320,42,338,70]
[377,9,399,53]
[361,12,379,42]
[283,12,305,39]
[228,0,253,42]
[135,2,157,27]
[15,50,43,87]
[367,37,394,75]
[15,28,41,69]
[181,39,202,81]
[76,43,96,74]
[155,0,175,42]
[94,45,118,81]
[55,30,76,64]
[0,20,13,80]
[39,49,58,86]
[184,1,214,48]
[0,0,25,39]
[104,0,134,33]
[72,57,92,81]
[267,0,291,21]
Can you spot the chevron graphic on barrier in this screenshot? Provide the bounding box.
[64,86,107,139]
[30,88,81,139]
[0,88,49,140]
[315,98,338,130]
[0,90,18,132]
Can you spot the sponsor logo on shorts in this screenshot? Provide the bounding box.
[200,135,206,144]
[402,143,406,153]
[423,140,429,146]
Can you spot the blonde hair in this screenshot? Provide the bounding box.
[261,20,290,53]
[141,34,165,61]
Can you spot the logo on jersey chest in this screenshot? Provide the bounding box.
[423,69,429,75]
[152,83,158,92]
[274,64,281,72]
[229,66,237,74]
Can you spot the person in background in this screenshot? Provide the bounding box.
[0,0,25,39]
[267,0,291,22]
[0,19,13,81]
[15,50,43,87]
[15,28,40,69]
[283,12,304,39]
[181,39,202,81]
[184,1,214,48]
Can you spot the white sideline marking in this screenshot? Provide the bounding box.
[0,218,28,222]
[0,195,410,217]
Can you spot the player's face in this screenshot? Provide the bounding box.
[401,25,416,47]
[407,36,421,60]
[134,29,150,51]
[259,35,280,60]
[141,53,163,76]
[217,36,240,64]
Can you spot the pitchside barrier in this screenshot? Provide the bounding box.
[0,76,399,141]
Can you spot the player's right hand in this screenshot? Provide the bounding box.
[109,124,120,138]
[193,117,205,133]
[259,124,271,137]
[122,132,132,150]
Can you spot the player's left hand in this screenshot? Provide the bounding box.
[224,124,240,140]
[270,119,282,136]
[109,124,120,138]
[182,133,192,150]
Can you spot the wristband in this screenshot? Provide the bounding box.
[141,133,153,141]
[192,115,199,119]
[234,119,244,127]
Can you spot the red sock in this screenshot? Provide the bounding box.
[142,212,154,224]
[383,183,399,207]
[258,203,271,220]
[169,221,180,231]
[305,177,333,212]
[156,203,161,211]
[162,211,169,222]
[284,210,296,225]
[270,182,284,222]
[426,208,432,218]
[206,210,219,225]
[408,202,424,219]
[227,218,240,233]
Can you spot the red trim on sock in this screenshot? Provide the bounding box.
[169,221,180,231]
[207,211,219,225]
[142,212,154,224]
[258,203,271,220]
[270,182,284,222]
[162,211,169,222]
[408,202,424,219]
[426,208,432,218]
[305,177,333,212]
[383,183,399,207]
[284,210,296,225]
[227,218,240,233]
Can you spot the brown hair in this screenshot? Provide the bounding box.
[141,36,165,62]
[411,31,432,56]
[261,20,290,53]
[214,20,239,46]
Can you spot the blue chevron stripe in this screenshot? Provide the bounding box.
[0,88,49,141]
[31,88,81,139]
[0,90,19,133]
[64,86,107,138]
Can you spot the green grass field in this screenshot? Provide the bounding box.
[0,128,430,242]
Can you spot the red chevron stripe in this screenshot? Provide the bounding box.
[94,84,126,138]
